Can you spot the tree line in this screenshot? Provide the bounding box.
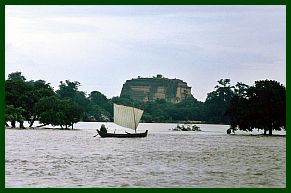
[5,72,286,135]
[5,72,111,129]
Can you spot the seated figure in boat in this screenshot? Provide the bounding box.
[100,124,107,133]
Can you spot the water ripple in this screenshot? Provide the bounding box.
[5,122,286,188]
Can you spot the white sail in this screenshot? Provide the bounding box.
[113,104,143,130]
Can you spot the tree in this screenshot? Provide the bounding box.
[226,80,286,135]
[5,105,26,128]
[5,74,31,127]
[225,82,251,132]
[5,78,30,108]
[249,80,285,135]
[89,91,113,121]
[59,99,83,129]
[8,71,26,81]
[26,80,55,127]
[204,79,234,124]
[56,80,80,99]
[5,73,56,127]
[56,80,91,121]
[111,95,142,109]
[35,96,83,129]
[175,97,205,121]
[143,99,172,122]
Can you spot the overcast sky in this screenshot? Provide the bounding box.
[5,5,286,101]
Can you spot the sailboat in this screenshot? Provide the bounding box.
[96,104,148,138]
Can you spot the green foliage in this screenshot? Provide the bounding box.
[112,96,205,123]
[204,79,234,123]
[88,91,113,121]
[5,72,285,135]
[27,80,56,126]
[35,96,83,129]
[226,80,286,135]
[5,78,33,124]
[56,80,81,99]
[5,76,55,127]
[5,74,31,128]
[5,79,30,108]
[5,73,84,128]
[111,95,142,108]
[8,71,26,81]
[56,80,91,120]
[142,99,173,122]
[5,105,26,128]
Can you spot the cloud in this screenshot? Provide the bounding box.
[5,5,285,101]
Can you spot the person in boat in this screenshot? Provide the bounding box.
[100,124,107,133]
[227,128,231,134]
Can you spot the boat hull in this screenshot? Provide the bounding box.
[97,129,148,138]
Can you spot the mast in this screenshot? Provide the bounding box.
[132,106,137,133]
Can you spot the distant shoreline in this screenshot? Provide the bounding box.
[5,127,79,131]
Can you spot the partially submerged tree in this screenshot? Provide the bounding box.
[5,73,30,128]
[5,75,55,127]
[56,80,92,121]
[26,80,55,127]
[5,105,26,128]
[226,80,286,135]
[35,96,83,129]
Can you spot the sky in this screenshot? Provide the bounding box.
[5,5,286,101]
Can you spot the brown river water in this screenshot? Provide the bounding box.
[5,122,286,188]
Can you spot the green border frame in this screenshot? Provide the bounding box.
[1,0,288,192]
[0,0,288,5]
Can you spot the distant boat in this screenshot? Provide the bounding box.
[97,104,148,138]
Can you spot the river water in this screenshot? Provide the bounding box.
[5,122,286,188]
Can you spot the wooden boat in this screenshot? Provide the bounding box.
[96,104,148,138]
[97,129,148,138]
